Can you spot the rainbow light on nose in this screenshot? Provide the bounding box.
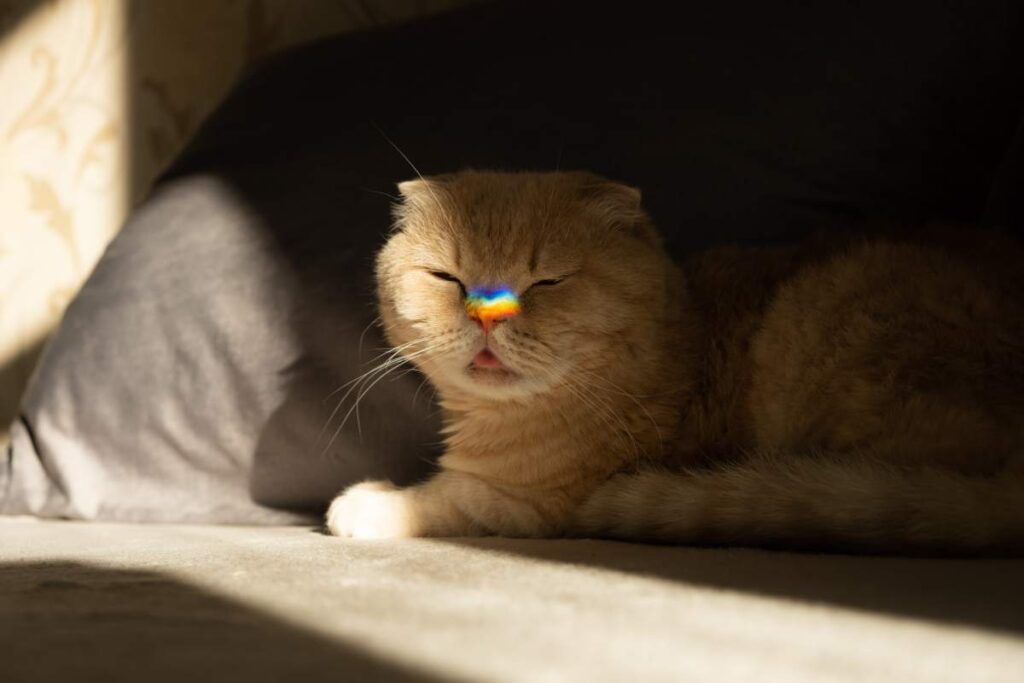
[465,286,521,327]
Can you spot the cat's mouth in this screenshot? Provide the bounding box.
[472,348,503,368]
[466,348,519,383]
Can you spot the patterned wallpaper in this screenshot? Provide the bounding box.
[0,0,472,443]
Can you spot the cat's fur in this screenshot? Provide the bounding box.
[326,170,1024,554]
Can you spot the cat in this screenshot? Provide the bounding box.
[325,169,1024,554]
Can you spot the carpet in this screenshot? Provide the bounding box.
[2,518,1022,682]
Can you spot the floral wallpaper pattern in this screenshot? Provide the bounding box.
[0,0,471,443]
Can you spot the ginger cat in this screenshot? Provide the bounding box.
[326,170,1024,554]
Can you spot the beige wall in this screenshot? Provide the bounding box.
[0,0,471,443]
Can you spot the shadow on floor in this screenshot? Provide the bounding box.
[439,536,1024,638]
[0,561,441,683]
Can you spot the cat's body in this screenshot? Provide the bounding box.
[326,170,1024,554]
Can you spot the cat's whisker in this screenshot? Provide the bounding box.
[337,342,451,444]
[321,355,418,456]
[569,366,665,453]
[412,374,435,406]
[317,338,437,452]
[372,123,457,233]
[360,187,401,201]
[357,315,383,362]
[336,331,458,441]
[319,358,408,452]
[512,343,648,463]
[322,342,424,420]
[573,379,646,461]
[577,376,647,466]
[562,380,643,464]
[509,343,639,457]
[322,337,427,403]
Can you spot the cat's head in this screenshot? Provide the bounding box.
[376,170,674,402]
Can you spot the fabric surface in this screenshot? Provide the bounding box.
[4,0,1023,522]
[2,176,440,523]
[0,0,473,443]
[2,518,1023,682]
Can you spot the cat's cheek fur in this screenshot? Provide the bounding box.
[394,271,447,325]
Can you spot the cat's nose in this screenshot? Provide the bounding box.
[465,285,520,333]
[471,311,515,333]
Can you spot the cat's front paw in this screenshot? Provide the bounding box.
[325,481,419,539]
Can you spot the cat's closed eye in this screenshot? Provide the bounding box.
[429,270,462,283]
[427,270,466,295]
[528,275,573,290]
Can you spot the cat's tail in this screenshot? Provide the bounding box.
[572,455,1024,554]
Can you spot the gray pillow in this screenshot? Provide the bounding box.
[1,176,440,523]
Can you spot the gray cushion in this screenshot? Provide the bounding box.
[1,177,439,522]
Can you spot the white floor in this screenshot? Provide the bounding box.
[2,518,1022,682]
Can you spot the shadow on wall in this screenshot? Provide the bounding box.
[0,1,47,442]
[0,338,44,443]
[0,0,319,435]
[0,561,440,682]
[0,0,39,34]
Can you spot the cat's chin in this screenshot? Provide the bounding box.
[442,364,552,401]
[465,364,520,385]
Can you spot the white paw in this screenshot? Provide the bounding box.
[325,481,418,539]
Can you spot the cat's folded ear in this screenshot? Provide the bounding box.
[393,178,448,229]
[579,180,642,214]
[397,178,434,200]
[397,172,461,200]
[576,176,659,245]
